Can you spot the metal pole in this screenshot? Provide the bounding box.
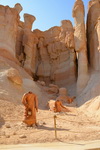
[54,115,57,139]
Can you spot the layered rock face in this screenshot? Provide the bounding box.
[0,3,22,60]
[36,21,77,86]
[0,4,77,88]
[87,0,100,71]
[18,19,77,87]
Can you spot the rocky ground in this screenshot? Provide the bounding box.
[0,98,100,145]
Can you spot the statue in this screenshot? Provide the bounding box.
[54,100,70,112]
[22,91,38,126]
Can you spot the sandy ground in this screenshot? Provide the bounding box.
[0,141,100,150]
[0,99,100,145]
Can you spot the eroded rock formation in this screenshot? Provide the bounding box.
[0,3,22,60]
[37,36,51,83]
[87,0,100,70]
[36,20,76,87]
[56,87,75,104]
[7,67,23,85]
[23,14,36,75]
[16,21,24,63]
[3,5,76,88]
[73,0,89,95]
[0,0,100,105]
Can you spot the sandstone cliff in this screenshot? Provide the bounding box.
[0,3,50,108]
[0,0,100,111]
[0,1,100,145]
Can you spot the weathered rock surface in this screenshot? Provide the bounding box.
[0,56,44,105]
[46,84,59,94]
[73,0,89,95]
[16,21,24,63]
[47,100,55,111]
[0,3,22,60]
[80,95,100,119]
[77,71,100,106]
[56,87,75,104]
[87,0,100,71]
[36,21,77,87]
[6,68,23,85]
[76,0,100,106]
[23,14,36,75]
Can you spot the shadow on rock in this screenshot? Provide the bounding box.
[0,115,5,127]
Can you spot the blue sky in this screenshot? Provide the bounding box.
[0,0,90,31]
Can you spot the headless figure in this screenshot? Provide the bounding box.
[22,91,38,126]
[54,100,70,112]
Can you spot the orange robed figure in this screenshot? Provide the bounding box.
[54,100,70,112]
[22,91,38,126]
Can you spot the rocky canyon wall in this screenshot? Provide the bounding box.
[0,0,100,101]
[36,20,76,87]
[16,15,77,87]
[76,0,100,105]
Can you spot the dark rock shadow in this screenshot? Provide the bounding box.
[0,115,5,128]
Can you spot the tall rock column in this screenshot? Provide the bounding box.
[0,3,22,60]
[15,21,24,63]
[23,14,36,75]
[64,20,76,85]
[72,0,89,95]
[37,37,51,83]
[96,17,100,52]
[87,0,100,70]
[44,26,61,83]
